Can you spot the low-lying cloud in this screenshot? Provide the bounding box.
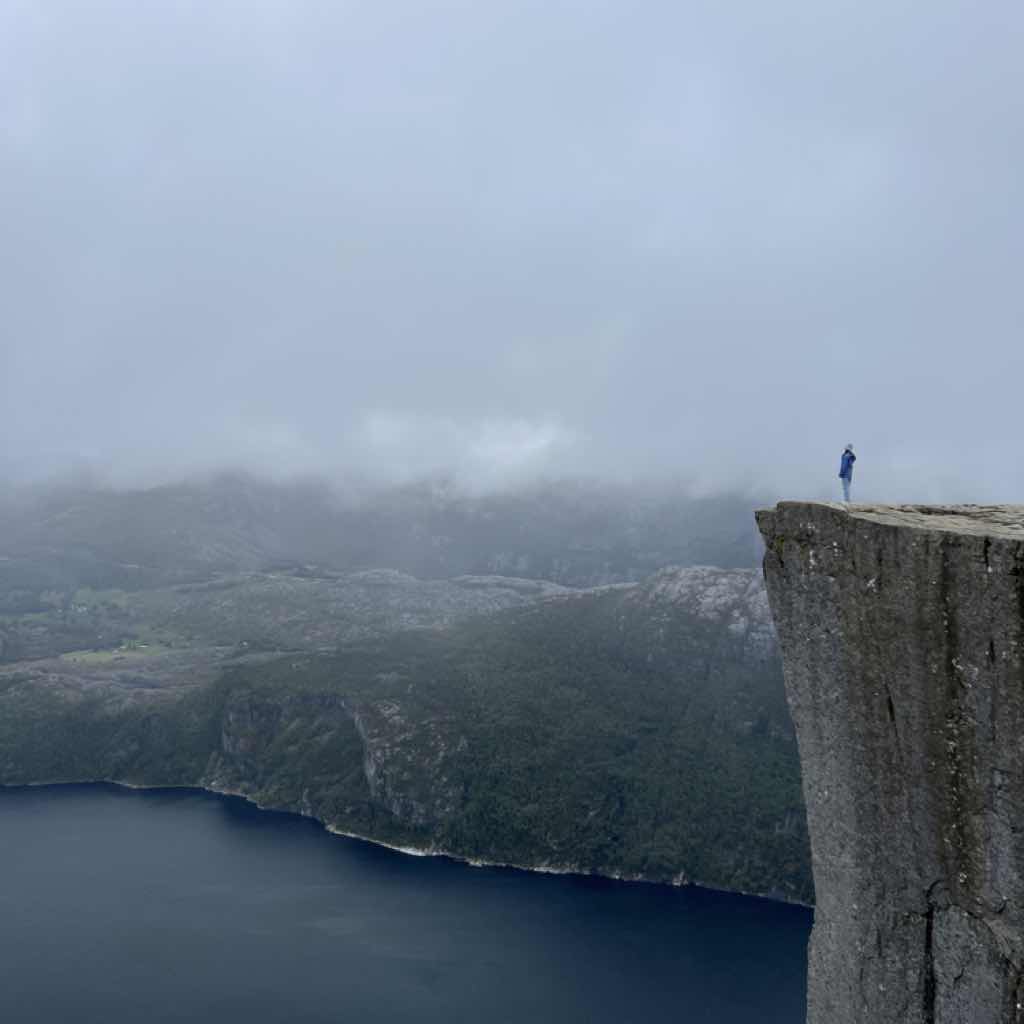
[3,1,1022,502]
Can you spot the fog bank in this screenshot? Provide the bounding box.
[3,1,1022,502]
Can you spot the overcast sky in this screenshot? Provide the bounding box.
[2,1,1022,500]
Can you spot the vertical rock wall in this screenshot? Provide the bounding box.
[757,503,1024,1024]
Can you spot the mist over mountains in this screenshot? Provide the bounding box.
[0,470,810,899]
[6,0,1017,934]
[6,7,1024,1018]
[0,473,762,596]
[5,2,1024,500]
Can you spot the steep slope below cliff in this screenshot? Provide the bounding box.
[0,567,810,902]
[758,502,1024,1023]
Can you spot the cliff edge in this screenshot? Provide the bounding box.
[757,502,1024,1024]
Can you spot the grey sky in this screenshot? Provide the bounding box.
[2,1,1022,500]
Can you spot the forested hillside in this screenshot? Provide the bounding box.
[0,567,810,903]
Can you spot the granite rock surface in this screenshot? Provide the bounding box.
[757,502,1024,1024]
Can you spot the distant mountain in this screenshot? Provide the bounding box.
[0,475,763,593]
[0,566,571,663]
[0,477,804,900]
[0,566,810,903]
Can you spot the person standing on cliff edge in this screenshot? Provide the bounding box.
[839,443,856,502]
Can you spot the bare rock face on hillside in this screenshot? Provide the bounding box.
[630,566,776,658]
[757,502,1024,1024]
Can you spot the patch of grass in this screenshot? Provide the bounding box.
[60,643,174,665]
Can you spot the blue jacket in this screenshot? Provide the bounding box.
[839,450,856,479]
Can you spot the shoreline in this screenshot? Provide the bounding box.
[0,777,812,909]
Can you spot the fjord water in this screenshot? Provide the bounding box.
[0,785,809,1023]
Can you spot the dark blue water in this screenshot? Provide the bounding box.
[0,785,809,1023]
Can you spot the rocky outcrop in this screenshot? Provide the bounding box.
[757,502,1024,1023]
[630,566,777,659]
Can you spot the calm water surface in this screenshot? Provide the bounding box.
[0,785,809,1023]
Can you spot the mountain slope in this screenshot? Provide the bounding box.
[0,567,810,902]
[0,475,762,592]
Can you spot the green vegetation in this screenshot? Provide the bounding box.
[60,643,174,665]
[0,681,221,787]
[0,578,810,904]
[0,481,809,902]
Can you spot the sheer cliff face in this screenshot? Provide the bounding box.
[757,503,1024,1024]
